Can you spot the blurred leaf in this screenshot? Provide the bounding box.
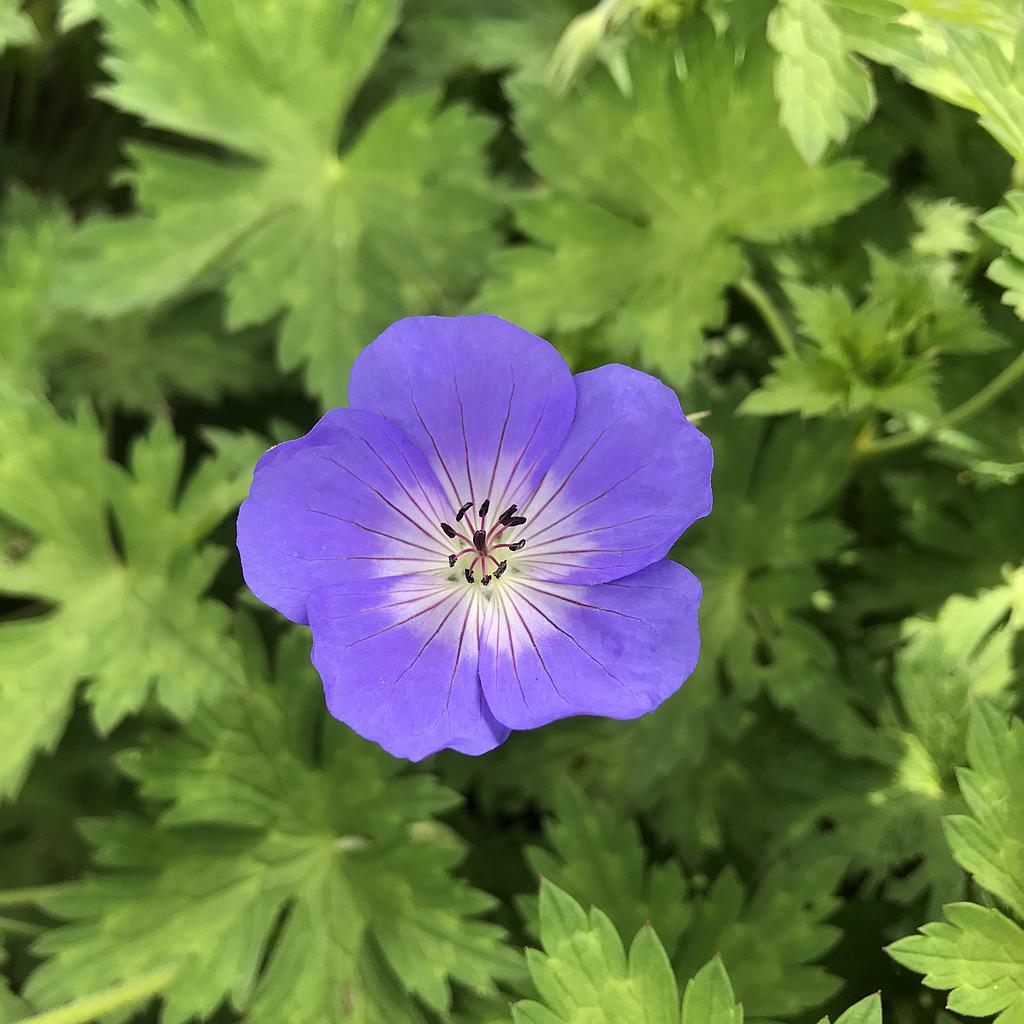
[769,0,876,163]
[401,0,580,81]
[980,191,1024,318]
[685,410,852,705]
[0,186,270,412]
[476,23,882,385]
[0,0,36,53]
[56,0,499,406]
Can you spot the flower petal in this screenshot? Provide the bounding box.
[347,315,577,518]
[307,577,508,761]
[478,559,701,731]
[512,364,712,584]
[237,408,453,624]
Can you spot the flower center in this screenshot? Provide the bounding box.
[438,499,528,586]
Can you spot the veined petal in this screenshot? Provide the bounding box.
[478,559,701,731]
[512,365,712,585]
[347,315,577,518]
[237,408,452,624]
[307,576,507,761]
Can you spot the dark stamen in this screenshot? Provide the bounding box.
[455,501,473,522]
[494,560,508,578]
[473,529,487,552]
[498,504,518,525]
[448,554,458,567]
[505,515,527,528]
[464,567,475,584]
[478,498,490,517]
[481,575,491,587]
[509,539,526,551]
[441,522,457,539]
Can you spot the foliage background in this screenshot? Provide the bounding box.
[2,0,1024,1021]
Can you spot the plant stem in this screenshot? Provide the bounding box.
[0,914,44,937]
[736,277,798,357]
[0,886,60,908]
[857,347,1024,458]
[13,964,180,1024]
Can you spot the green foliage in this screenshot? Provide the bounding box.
[4,0,1024,1021]
[0,0,36,54]
[890,903,1024,1024]
[476,21,882,385]
[944,700,1024,919]
[889,704,1024,1024]
[25,629,520,1021]
[0,388,264,796]
[521,780,691,956]
[768,0,876,163]
[980,191,1024,316]
[742,245,1000,420]
[56,0,499,406]
[511,881,879,1024]
[0,188,270,412]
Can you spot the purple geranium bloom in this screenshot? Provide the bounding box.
[237,316,712,760]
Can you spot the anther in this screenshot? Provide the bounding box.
[448,554,458,567]
[479,498,490,517]
[508,539,526,551]
[473,529,487,552]
[455,501,473,522]
[440,522,457,539]
[464,567,475,584]
[481,575,492,587]
[498,504,518,525]
[506,515,527,528]
[494,560,508,578]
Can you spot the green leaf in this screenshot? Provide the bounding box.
[512,880,678,1024]
[684,409,857,721]
[0,186,270,412]
[401,0,576,82]
[980,191,1024,318]
[769,0,876,164]
[680,956,743,1024]
[59,0,97,31]
[476,22,882,385]
[675,856,844,1020]
[796,580,1019,910]
[0,935,31,1023]
[58,0,499,406]
[0,186,72,394]
[742,245,1001,420]
[0,388,264,797]
[26,629,520,1021]
[521,780,690,958]
[0,0,37,53]
[944,702,1024,919]
[818,992,883,1024]
[909,196,979,260]
[940,27,1024,163]
[888,902,1024,1023]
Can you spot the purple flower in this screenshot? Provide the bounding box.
[237,316,713,760]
